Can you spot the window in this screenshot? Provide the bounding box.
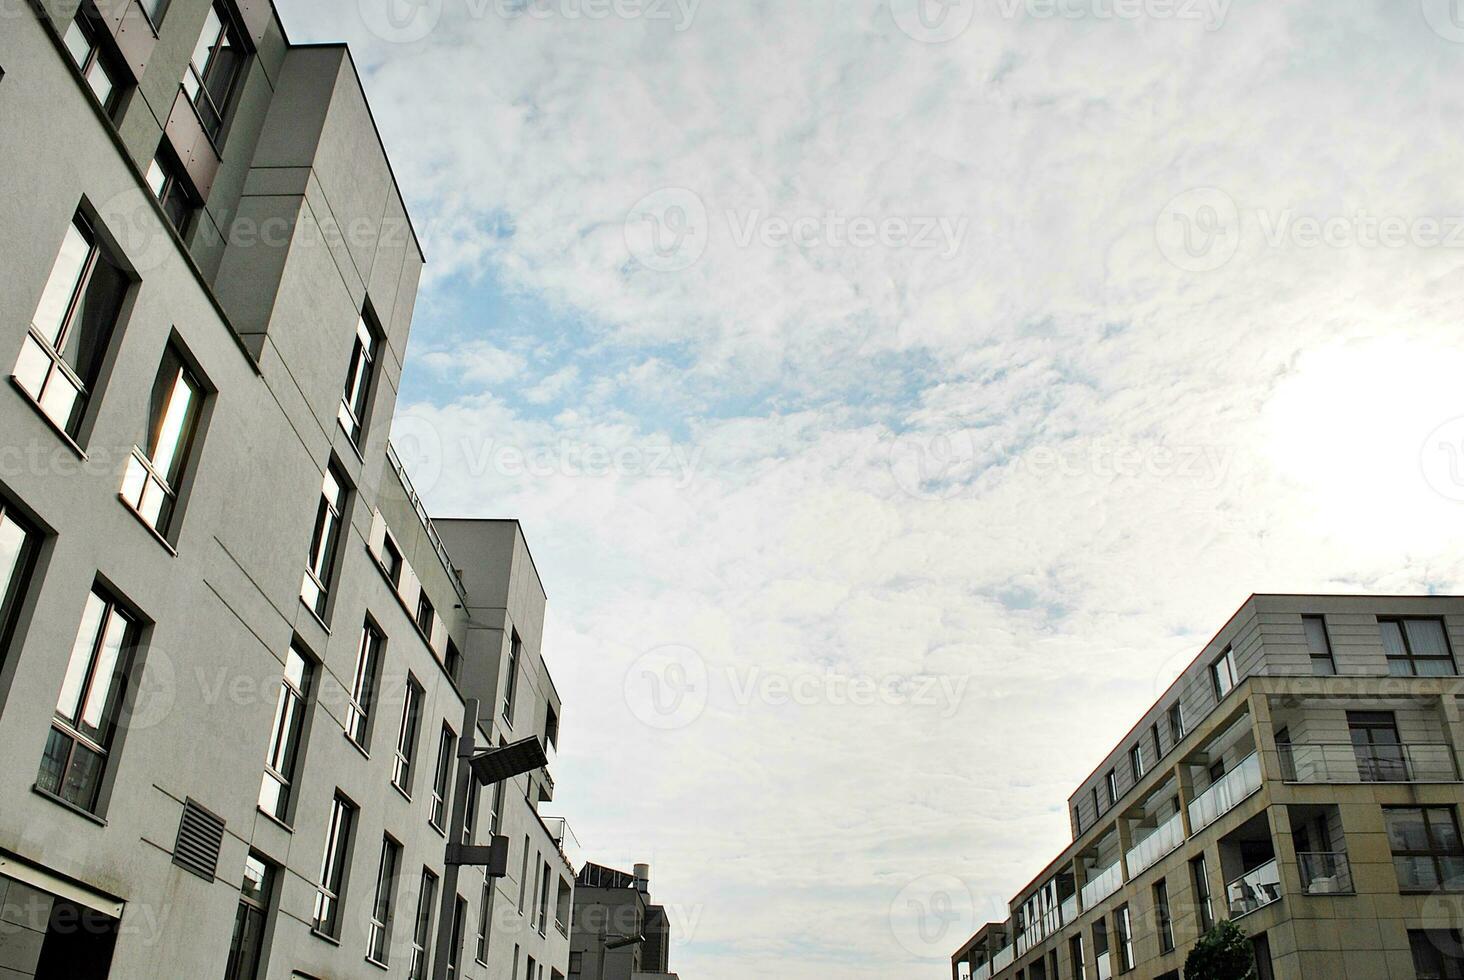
[1386,807,1464,892]
[38,589,137,812]
[1130,745,1145,781]
[430,724,455,832]
[1068,937,1083,980]
[1092,920,1110,980]
[224,853,273,980]
[183,1,246,142]
[1381,618,1456,677]
[1211,646,1238,700]
[258,642,312,820]
[1411,930,1464,979]
[344,622,383,748]
[490,764,506,835]
[530,860,542,930]
[1153,880,1174,953]
[1114,906,1134,973]
[146,150,194,233]
[367,837,402,965]
[475,877,493,964]
[381,535,403,586]
[446,639,463,683]
[301,464,348,617]
[447,895,467,979]
[121,345,204,535]
[312,794,356,936]
[569,951,583,976]
[416,591,435,637]
[392,677,424,794]
[15,213,129,437]
[408,869,438,980]
[1191,855,1214,932]
[503,631,521,724]
[1090,786,1100,821]
[1150,722,1162,760]
[1168,703,1185,743]
[1105,769,1118,808]
[518,837,530,913]
[0,502,39,663]
[1348,711,1406,782]
[526,955,536,980]
[462,780,480,845]
[337,314,377,446]
[538,860,552,935]
[62,9,125,115]
[1302,615,1335,676]
[555,876,571,935]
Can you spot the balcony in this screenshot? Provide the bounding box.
[1282,743,1459,784]
[1297,851,1354,895]
[1060,893,1078,926]
[1126,812,1185,878]
[1226,858,1281,917]
[972,963,993,980]
[541,816,582,872]
[1188,753,1262,833]
[1081,861,1123,910]
[991,944,1014,972]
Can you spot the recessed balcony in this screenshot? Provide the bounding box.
[1126,811,1185,878]
[1281,742,1460,784]
[1188,752,1262,833]
[1080,861,1123,910]
[1226,857,1281,917]
[1298,851,1354,895]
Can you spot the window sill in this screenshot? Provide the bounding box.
[391,781,413,804]
[299,596,332,635]
[363,955,389,971]
[256,806,294,834]
[309,928,341,947]
[117,496,179,556]
[428,820,447,839]
[338,418,366,463]
[31,785,107,827]
[8,376,88,462]
[344,731,371,760]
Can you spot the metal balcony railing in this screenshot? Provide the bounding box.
[1297,851,1354,895]
[1081,861,1123,910]
[1226,858,1281,917]
[540,816,582,872]
[1282,743,1460,784]
[1126,811,1186,878]
[385,441,469,605]
[1188,752,1262,833]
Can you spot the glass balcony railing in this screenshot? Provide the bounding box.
[972,963,993,980]
[1081,861,1123,910]
[1226,858,1281,917]
[1282,743,1459,784]
[1060,893,1078,926]
[1126,811,1186,878]
[991,944,1014,972]
[1188,752,1262,833]
[1297,851,1354,895]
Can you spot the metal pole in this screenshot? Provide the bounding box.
[433,697,481,980]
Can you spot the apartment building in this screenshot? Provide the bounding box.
[952,595,1464,980]
[569,862,679,980]
[0,2,577,978]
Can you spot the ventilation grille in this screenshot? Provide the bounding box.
[173,799,225,882]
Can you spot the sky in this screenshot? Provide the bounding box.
[282,1,1464,976]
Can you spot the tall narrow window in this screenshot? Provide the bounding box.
[258,642,312,820]
[62,9,125,115]
[301,464,348,617]
[1191,855,1214,932]
[538,860,552,936]
[38,589,137,812]
[502,631,521,724]
[367,836,402,965]
[183,2,246,142]
[1410,929,1464,978]
[446,639,463,683]
[146,149,195,233]
[416,592,435,637]
[1349,711,1406,782]
[1381,619,1457,677]
[490,764,506,835]
[1130,745,1145,781]
[381,535,403,587]
[1068,936,1084,980]
[1114,906,1134,972]
[121,346,204,535]
[0,503,39,663]
[430,723,455,832]
[338,314,376,446]
[1105,769,1118,807]
[1211,646,1238,700]
[447,895,467,979]
[408,869,438,980]
[1092,920,1109,980]
[518,837,530,912]
[1302,615,1336,676]
[14,213,128,436]
[224,853,273,980]
[476,877,493,964]
[392,677,424,794]
[1168,703,1185,743]
[344,621,383,748]
[1386,807,1464,892]
[312,794,356,937]
[1153,880,1174,953]
[462,781,480,845]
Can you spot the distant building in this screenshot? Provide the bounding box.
[952,595,1464,980]
[571,862,679,979]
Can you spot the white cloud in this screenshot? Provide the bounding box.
[282,1,1464,975]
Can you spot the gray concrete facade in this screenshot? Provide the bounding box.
[0,2,575,978]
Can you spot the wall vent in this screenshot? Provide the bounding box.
[173,799,225,882]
